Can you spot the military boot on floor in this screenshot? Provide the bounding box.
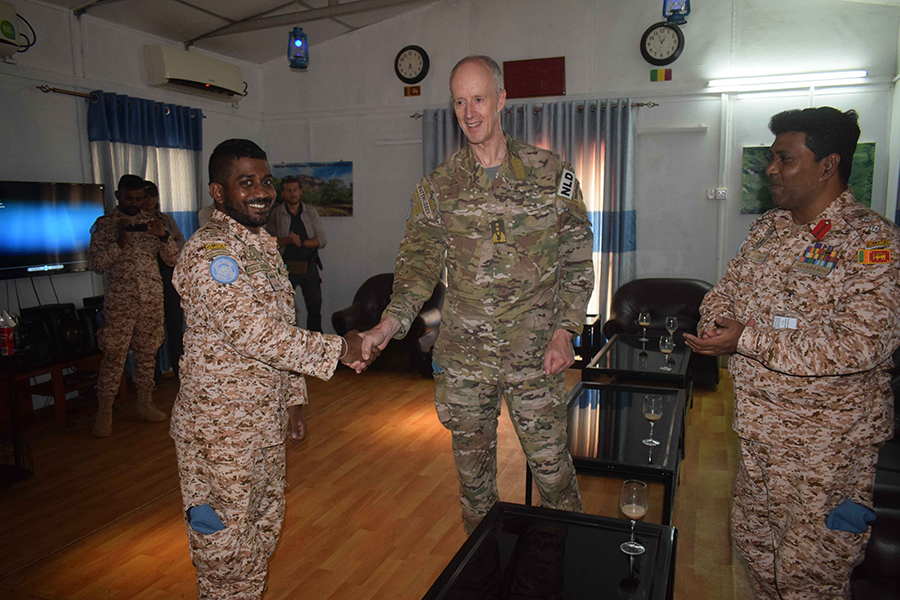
[92,404,113,438]
[136,391,167,423]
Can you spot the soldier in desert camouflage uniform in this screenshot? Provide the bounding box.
[686,107,900,600]
[172,139,372,599]
[88,174,180,438]
[357,56,594,534]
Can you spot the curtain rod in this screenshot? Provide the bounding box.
[36,84,206,118]
[410,100,657,119]
[37,85,99,102]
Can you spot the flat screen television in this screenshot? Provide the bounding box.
[0,181,106,281]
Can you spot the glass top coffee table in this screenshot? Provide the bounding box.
[584,334,692,389]
[423,502,676,600]
[525,382,685,525]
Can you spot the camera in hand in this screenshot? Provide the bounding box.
[123,223,149,232]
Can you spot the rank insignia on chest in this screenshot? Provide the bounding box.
[792,243,838,276]
[858,248,892,264]
[491,220,507,243]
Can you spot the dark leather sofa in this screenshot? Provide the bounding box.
[331,273,444,377]
[850,351,900,599]
[601,277,719,388]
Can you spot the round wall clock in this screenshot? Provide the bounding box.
[640,22,684,66]
[394,45,430,85]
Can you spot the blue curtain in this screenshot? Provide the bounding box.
[422,98,637,319]
[87,91,203,239]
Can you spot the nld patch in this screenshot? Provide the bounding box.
[557,169,576,200]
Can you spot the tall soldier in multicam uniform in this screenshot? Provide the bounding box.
[171,139,374,599]
[88,174,180,438]
[685,107,900,600]
[356,56,595,534]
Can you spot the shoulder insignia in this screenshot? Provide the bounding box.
[858,249,891,264]
[210,256,240,284]
[866,239,890,249]
[557,168,576,200]
[416,182,434,220]
[205,243,227,251]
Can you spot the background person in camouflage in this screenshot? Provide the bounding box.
[88,174,179,438]
[685,107,900,599]
[172,139,375,599]
[355,56,595,534]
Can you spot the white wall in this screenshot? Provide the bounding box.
[2,0,898,330]
[0,0,265,312]
[260,0,900,332]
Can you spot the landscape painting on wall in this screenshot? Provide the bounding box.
[272,161,353,217]
[741,143,875,213]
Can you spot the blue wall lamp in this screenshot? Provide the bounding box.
[288,27,308,70]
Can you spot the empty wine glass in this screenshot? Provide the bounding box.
[665,316,678,337]
[643,394,663,447]
[620,480,648,555]
[659,335,674,372]
[638,312,651,342]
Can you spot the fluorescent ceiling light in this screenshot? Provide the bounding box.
[707,70,868,92]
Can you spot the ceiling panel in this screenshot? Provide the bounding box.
[195,18,352,65]
[86,0,227,41]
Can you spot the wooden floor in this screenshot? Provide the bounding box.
[0,366,745,599]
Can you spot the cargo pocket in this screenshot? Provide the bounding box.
[432,370,452,429]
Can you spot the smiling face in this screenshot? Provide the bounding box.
[210,157,276,231]
[765,131,827,216]
[451,60,506,148]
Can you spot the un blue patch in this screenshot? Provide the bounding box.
[210,256,239,284]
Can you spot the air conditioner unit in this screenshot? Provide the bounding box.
[145,45,244,102]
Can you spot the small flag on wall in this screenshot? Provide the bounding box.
[650,69,672,82]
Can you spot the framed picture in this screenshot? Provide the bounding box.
[740,143,875,214]
[272,161,353,217]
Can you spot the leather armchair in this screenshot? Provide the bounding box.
[332,273,445,377]
[850,349,900,599]
[602,277,719,388]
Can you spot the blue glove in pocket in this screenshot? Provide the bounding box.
[825,499,876,534]
[187,504,226,534]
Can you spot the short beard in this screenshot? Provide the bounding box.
[220,202,271,229]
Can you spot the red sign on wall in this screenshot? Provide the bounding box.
[502,57,566,99]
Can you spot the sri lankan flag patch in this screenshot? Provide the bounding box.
[858,248,892,264]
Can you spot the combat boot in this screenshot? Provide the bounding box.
[136,390,167,423]
[92,404,113,438]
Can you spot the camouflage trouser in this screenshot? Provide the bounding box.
[175,441,286,600]
[434,372,583,534]
[732,437,879,600]
[95,306,165,406]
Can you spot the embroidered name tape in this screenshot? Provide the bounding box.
[858,249,892,264]
[557,169,576,200]
[866,239,890,249]
[416,183,433,219]
[210,256,239,284]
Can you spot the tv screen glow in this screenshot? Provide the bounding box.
[0,181,106,280]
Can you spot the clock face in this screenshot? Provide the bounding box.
[394,45,430,85]
[640,22,684,66]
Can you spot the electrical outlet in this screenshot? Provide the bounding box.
[715,188,727,200]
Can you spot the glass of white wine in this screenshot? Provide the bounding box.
[638,312,651,342]
[665,316,678,337]
[659,335,674,372]
[620,480,648,555]
[642,394,663,447]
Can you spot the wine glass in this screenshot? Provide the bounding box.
[642,394,662,447]
[638,312,651,342]
[659,335,674,372]
[620,480,648,555]
[665,316,678,337]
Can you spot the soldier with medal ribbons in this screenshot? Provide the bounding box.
[685,107,900,600]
